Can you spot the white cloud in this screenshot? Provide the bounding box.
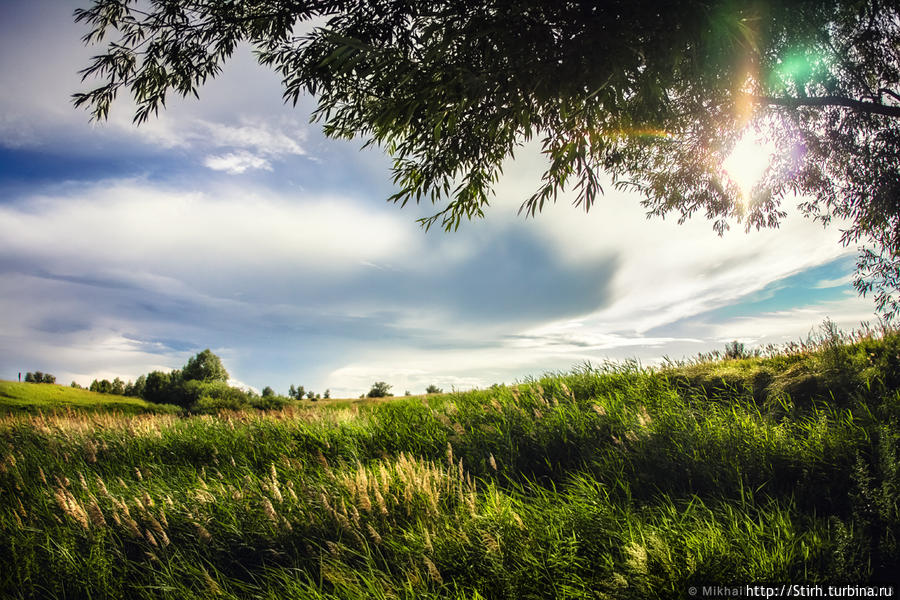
[703,294,877,345]
[0,179,418,279]
[814,274,853,289]
[204,151,273,174]
[477,143,858,339]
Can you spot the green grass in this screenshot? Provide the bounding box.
[1,330,898,598]
[0,381,180,415]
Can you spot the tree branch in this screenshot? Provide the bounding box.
[753,94,900,118]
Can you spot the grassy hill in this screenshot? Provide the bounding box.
[1,328,898,598]
[0,380,180,415]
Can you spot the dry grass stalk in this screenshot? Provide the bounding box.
[423,556,443,585]
[87,496,106,528]
[366,523,382,544]
[53,487,90,530]
[261,497,278,524]
[195,522,213,543]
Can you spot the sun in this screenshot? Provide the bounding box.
[721,129,776,203]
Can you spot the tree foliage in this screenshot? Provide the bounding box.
[367,381,392,398]
[73,0,900,317]
[182,349,229,383]
[25,371,56,384]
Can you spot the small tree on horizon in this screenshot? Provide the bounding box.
[425,384,443,394]
[367,382,392,398]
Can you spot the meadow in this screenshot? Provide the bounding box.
[1,327,898,599]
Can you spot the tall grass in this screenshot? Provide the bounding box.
[2,329,899,598]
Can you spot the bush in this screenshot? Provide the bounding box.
[90,379,112,394]
[142,370,174,404]
[724,341,757,360]
[426,384,443,394]
[24,371,54,384]
[124,375,146,397]
[367,381,392,398]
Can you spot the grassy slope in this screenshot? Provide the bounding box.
[1,331,898,599]
[0,381,179,414]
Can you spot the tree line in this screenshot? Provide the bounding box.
[23,371,56,384]
[23,350,448,408]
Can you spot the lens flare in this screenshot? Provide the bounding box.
[722,129,776,203]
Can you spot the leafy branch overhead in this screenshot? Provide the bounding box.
[74,1,900,317]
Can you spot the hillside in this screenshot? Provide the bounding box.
[0,380,180,415]
[1,329,898,598]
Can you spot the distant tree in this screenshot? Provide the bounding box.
[125,374,146,397]
[24,372,35,383]
[261,386,275,398]
[323,389,330,399]
[181,349,229,383]
[289,384,306,400]
[367,382,392,398]
[41,373,56,384]
[70,381,82,389]
[143,370,172,404]
[404,390,412,396]
[724,341,747,360]
[90,379,113,394]
[425,384,443,394]
[723,341,760,360]
[111,377,125,395]
[306,390,316,400]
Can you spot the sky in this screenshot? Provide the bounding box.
[0,1,881,397]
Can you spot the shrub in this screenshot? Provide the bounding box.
[24,371,54,383]
[426,384,443,394]
[367,381,392,398]
[724,341,757,360]
[90,379,112,394]
[124,375,146,397]
[142,370,174,404]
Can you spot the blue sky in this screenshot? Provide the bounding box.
[0,1,879,397]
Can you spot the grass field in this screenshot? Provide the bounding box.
[1,328,898,598]
[0,381,180,415]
